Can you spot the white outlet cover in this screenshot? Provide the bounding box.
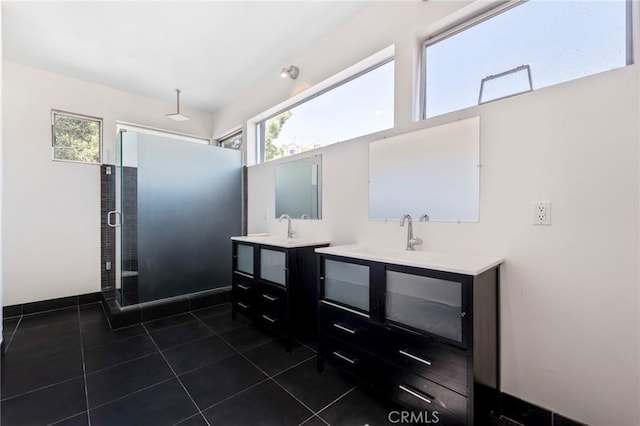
[532,201,552,225]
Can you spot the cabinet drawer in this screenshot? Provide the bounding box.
[233,271,255,287]
[255,309,287,336]
[318,334,385,388]
[256,286,287,314]
[234,295,255,317]
[319,302,376,353]
[388,367,467,426]
[383,326,468,396]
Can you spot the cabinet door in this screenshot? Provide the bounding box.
[260,248,286,287]
[323,259,370,312]
[385,271,463,343]
[235,244,254,276]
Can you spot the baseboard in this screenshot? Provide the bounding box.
[501,392,588,426]
[3,292,102,318]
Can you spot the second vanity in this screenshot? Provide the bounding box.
[230,235,329,351]
[315,244,504,426]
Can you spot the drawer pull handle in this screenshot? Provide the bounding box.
[262,314,277,323]
[237,284,250,290]
[262,294,278,302]
[399,350,432,366]
[398,385,432,404]
[237,302,250,309]
[332,351,358,365]
[333,323,357,335]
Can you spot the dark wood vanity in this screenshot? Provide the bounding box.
[230,237,329,351]
[316,246,502,426]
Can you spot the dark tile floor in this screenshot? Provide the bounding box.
[0,302,409,426]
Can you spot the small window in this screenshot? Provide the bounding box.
[423,0,632,118]
[52,110,102,164]
[257,59,394,162]
[218,129,243,150]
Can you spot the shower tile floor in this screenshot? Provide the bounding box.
[0,302,404,426]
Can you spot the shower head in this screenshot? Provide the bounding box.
[166,89,190,121]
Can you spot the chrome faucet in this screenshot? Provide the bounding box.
[278,214,295,238]
[400,213,423,251]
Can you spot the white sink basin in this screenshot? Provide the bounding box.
[315,244,503,276]
[231,235,331,248]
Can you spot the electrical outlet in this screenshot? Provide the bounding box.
[106,261,112,270]
[532,201,551,225]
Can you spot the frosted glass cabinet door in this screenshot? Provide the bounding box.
[386,271,462,342]
[324,260,370,312]
[236,244,254,276]
[260,249,286,286]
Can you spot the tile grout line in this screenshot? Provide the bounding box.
[313,385,357,419]
[86,376,176,412]
[19,304,80,318]
[46,410,87,426]
[194,354,318,414]
[297,414,317,426]
[190,313,320,422]
[0,374,87,403]
[170,411,212,426]
[77,305,93,426]
[185,378,272,419]
[4,314,23,351]
[142,323,213,426]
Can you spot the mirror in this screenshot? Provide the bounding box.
[275,155,322,220]
[369,117,480,222]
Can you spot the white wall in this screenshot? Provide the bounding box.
[1,4,4,339]
[213,2,640,425]
[2,61,214,306]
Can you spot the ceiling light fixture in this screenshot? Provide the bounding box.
[280,65,299,80]
[166,89,190,121]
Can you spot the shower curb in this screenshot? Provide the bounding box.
[101,287,231,329]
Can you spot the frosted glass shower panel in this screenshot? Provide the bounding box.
[134,133,241,304]
[236,244,254,276]
[260,248,286,286]
[386,271,462,342]
[369,117,480,222]
[324,260,370,312]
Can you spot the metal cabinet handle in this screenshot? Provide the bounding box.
[332,351,358,365]
[262,294,278,302]
[399,350,432,366]
[107,211,122,228]
[333,323,357,335]
[262,314,277,323]
[237,302,250,309]
[237,284,250,290]
[398,385,432,404]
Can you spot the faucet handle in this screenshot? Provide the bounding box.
[410,237,423,246]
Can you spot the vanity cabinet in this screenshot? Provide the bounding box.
[231,238,329,351]
[316,251,500,426]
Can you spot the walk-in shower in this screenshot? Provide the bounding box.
[107,129,241,307]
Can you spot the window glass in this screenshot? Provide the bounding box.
[52,111,102,163]
[218,130,242,150]
[259,60,394,162]
[424,0,630,118]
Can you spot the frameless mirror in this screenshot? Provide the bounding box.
[369,117,480,222]
[275,155,322,220]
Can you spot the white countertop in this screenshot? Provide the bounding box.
[231,235,331,249]
[315,244,503,276]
